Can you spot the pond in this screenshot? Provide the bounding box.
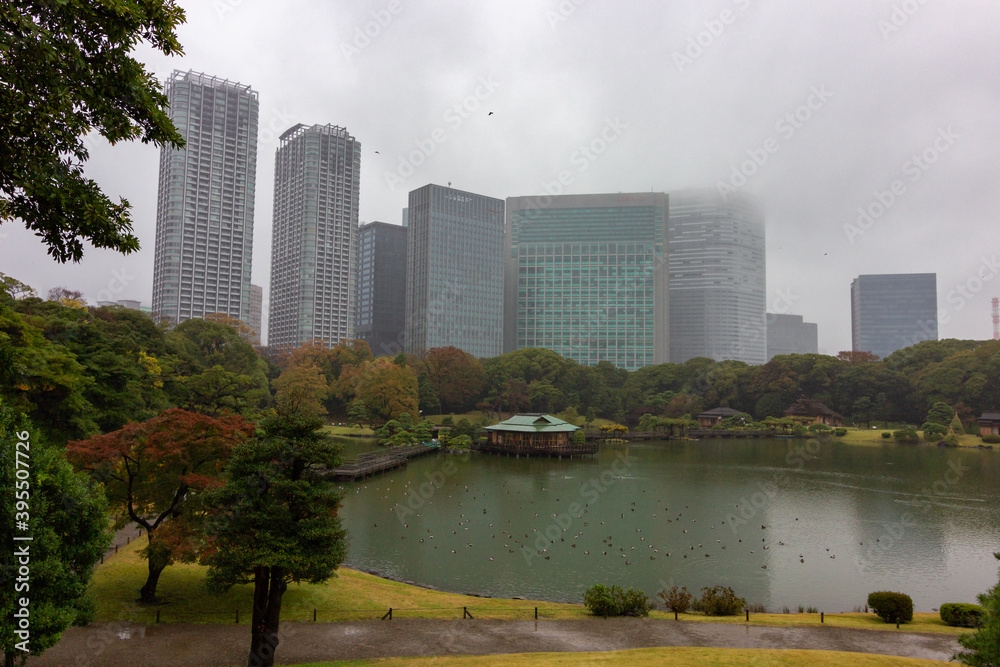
[336,438,1000,612]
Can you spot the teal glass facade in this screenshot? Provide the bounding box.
[505,194,669,370]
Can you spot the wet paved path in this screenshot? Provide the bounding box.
[28,618,962,666]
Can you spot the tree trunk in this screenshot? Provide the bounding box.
[138,535,170,604]
[248,566,269,666]
[247,566,286,667]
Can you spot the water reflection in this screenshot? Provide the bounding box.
[338,438,1000,611]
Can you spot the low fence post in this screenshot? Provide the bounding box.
[156,609,160,624]
[463,607,473,619]
[313,608,317,622]
[534,607,538,620]
[746,609,749,622]
[235,609,239,624]
[381,608,392,620]
[821,612,824,623]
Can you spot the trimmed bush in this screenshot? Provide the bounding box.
[881,432,892,439]
[658,585,693,613]
[834,427,847,436]
[699,585,746,616]
[807,423,832,432]
[940,434,960,447]
[983,434,1000,444]
[922,422,949,437]
[867,591,913,624]
[893,428,919,444]
[940,602,988,628]
[583,584,652,617]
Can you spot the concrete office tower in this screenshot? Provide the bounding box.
[851,273,938,359]
[268,124,360,349]
[767,313,818,360]
[405,184,504,357]
[247,284,263,343]
[668,189,766,364]
[356,222,407,357]
[152,70,259,325]
[505,193,670,370]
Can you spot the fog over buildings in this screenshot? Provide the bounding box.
[3,1,1000,356]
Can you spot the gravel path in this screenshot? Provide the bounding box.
[27,618,962,666]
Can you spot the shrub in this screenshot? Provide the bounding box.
[699,585,746,616]
[834,427,847,436]
[881,432,892,439]
[893,428,919,444]
[583,584,652,617]
[924,431,944,443]
[867,591,913,624]
[922,422,949,437]
[940,434,960,447]
[807,423,832,432]
[983,435,1000,444]
[658,585,693,613]
[940,602,988,628]
[950,415,965,436]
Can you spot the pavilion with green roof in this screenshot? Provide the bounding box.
[477,413,596,457]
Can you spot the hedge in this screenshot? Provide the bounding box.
[940,602,988,628]
[868,591,913,624]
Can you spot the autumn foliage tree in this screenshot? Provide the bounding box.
[66,408,255,603]
[422,346,486,414]
[350,357,419,425]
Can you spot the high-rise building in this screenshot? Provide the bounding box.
[152,70,259,325]
[504,193,670,370]
[766,313,818,360]
[851,273,938,359]
[356,222,407,357]
[405,184,504,357]
[247,284,262,343]
[267,124,360,349]
[668,189,766,364]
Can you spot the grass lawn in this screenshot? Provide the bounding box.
[91,537,966,635]
[322,424,377,437]
[831,428,988,449]
[282,647,953,666]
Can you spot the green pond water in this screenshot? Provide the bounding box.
[336,437,1000,612]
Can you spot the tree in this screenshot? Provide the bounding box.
[422,347,486,413]
[1,400,110,665]
[66,408,255,603]
[351,357,419,425]
[925,402,956,427]
[1,1,186,263]
[0,273,37,300]
[347,399,369,428]
[202,406,347,667]
[837,350,881,364]
[955,552,1000,666]
[273,362,329,417]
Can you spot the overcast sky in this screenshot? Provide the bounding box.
[3,0,999,356]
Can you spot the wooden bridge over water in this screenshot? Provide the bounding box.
[329,443,439,482]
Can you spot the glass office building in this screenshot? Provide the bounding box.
[268,123,360,349]
[355,221,407,357]
[851,273,938,359]
[152,70,259,325]
[504,193,669,370]
[766,313,818,360]
[405,184,504,357]
[668,189,766,364]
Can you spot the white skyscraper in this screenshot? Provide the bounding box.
[267,124,360,349]
[668,189,766,364]
[152,70,259,325]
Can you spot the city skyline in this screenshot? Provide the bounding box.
[3,2,999,354]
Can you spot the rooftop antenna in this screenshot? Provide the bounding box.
[993,297,999,340]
